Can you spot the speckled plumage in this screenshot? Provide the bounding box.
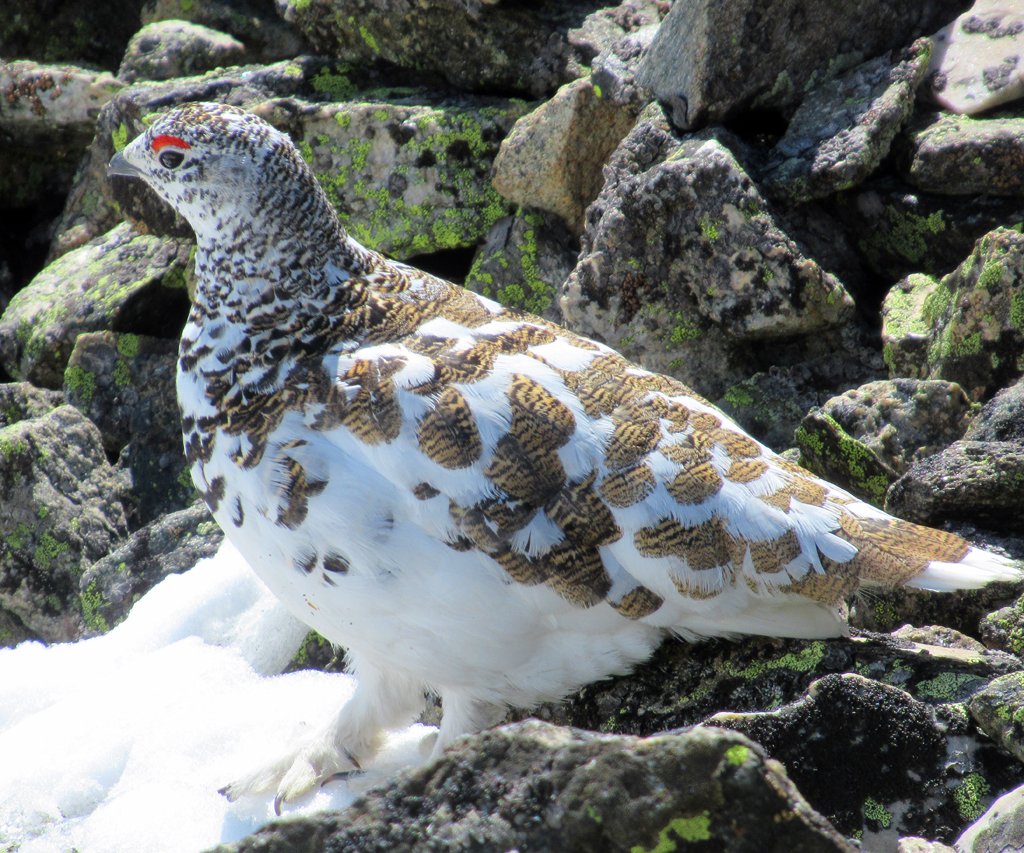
[110,103,1019,810]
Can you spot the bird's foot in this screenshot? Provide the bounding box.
[220,741,363,815]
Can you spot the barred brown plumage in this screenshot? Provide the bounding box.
[108,102,1022,813]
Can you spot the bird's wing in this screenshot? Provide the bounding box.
[272,284,981,638]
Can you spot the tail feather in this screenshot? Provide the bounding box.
[834,506,1022,592]
[907,547,1022,592]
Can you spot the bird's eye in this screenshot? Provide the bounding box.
[159,149,185,169]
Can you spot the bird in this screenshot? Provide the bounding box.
[108,102,1020,812]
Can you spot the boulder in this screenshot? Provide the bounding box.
[0,222,191,388]
[117,20,246,83]
[207,721,853,853]
[0,404,128,644]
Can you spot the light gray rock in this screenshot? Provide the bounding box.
[636,0,967,130]
[118,19,246,83]
[0,61,125,207]
[897,838,955,853]
[901,112,1024,197]
[207,721,853,853]
[761,42,931,203]
[0,222,192,388]
[964,380,1024,443]
[956,781,1024,852]
[969,672,1024,765]
[0,404,128,644]
[492,75,641,232]
[924,0,1024,115]
[881,228,1024,400]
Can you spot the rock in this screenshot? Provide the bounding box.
[833,179,1024,290]
[0,404,128,645]
[885,440,1024,533]
[548,633,1024,843]
[710,672,1024,843]
[969,672,1024,764]
[276,0,602,98]
[567,0,666,67]
[0,61,125,208]
[207,721,853,853]
[561,105,855,402]
[956,781,1024,851]
[78,503,221,635]
[897,838,956,853]
[117,20,246,83]
[881,228,1024,400]
[892,624,989,653]
[964,380,1024,442]
[464,208,578,322]
[0,0,144,70]
[924,0,1024,115]
[636,0,967,130]
[141,0,310,64]
[0,222,192,389]
[760,42,931,204]
[52,60,525,261]
[0,383,63,426]
[980,597,1024,657]
[259,97,525,259]
[901,112,1024,198]
[794,379,975,505]
[50,56,329,259]
[64,332,194,528]
[492,75,642,232]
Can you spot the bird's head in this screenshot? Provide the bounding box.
[108,102,323,243]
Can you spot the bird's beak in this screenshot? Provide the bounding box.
[107,150,141,179]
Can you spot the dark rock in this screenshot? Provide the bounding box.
[964,380,1024,443]
[206,721,853,853]
[881,228,1024,400]
[795,378,975,505]
[464,208,578,323]
[901,112,1024,197]
[760,42,931,204]
[561,104,855,402]
[0,0,144,71]
[141,0,310,64]
[885,440,1024,533]
[0,404,128,645]
[710,672,1024,843]
[78,502,221,635]
[117,20,246,83]
[832,179,1024,292]
[64,331,194,528]
[636,0,969,130]
[276,0,605,98]
[0,222,192,389]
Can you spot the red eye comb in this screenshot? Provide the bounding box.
[151,135,191,153]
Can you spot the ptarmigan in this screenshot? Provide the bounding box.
[109,102,1019,811]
